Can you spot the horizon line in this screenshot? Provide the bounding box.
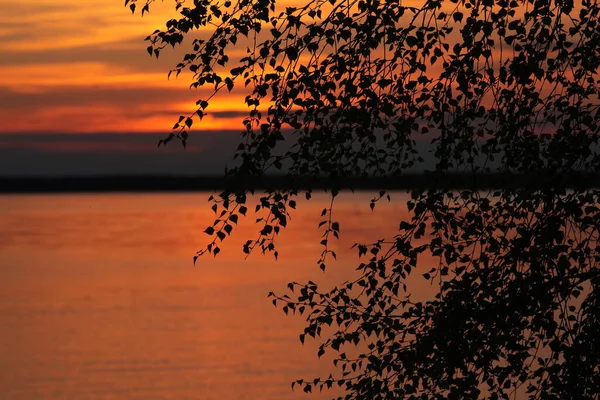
[1,172,598,193]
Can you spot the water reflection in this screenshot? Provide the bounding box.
[0,192,430,400]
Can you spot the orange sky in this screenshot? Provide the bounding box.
[0,0,434,135]
[1,0,588,135]
[0,0,255,133]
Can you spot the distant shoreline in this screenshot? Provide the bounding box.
[0,173,597,193]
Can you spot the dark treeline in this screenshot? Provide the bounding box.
[1,172,598,193]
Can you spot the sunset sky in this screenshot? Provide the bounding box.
[0,0,587,176]
[0,0,259,175]
[0,0,255,133]
[0,0,435,177]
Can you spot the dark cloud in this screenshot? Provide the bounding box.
[0,132,242,176]
[0,40,181,73]
[0,85,198,111]
[0,85,252,134]
[202,110,250,119]
[0,129,445,177]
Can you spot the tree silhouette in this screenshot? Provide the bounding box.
[129,0,599,398]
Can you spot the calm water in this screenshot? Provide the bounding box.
[0,191,417,400]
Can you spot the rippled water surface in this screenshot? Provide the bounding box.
[0,192,416,400]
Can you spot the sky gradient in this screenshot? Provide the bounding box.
[1,0,589,176]
[0,0,261,175]
[0,0,257,134]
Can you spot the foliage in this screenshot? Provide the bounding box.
[128,0,600,398]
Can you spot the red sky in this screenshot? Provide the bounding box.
[2,0,575,135]
[0,0,257,175]
[0,0,429,135]
[0,0,590,176]
[0,0,256,134]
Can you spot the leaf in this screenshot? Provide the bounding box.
[225,77,234,92]
[406,36,417,46]
[130,3,600,399]
[285,47,298,60]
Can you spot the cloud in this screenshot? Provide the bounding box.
[0,39,170,71]
[0,0,281,134]
[0,0,177,51]
[0,85,189,111]
[0,84,252,132]
[0,132,243,176]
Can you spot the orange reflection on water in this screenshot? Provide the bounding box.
[0,192,438,399]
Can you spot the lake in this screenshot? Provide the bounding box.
[0,191,426,400]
